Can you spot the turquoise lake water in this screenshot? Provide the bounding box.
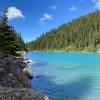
[27,52,100,100]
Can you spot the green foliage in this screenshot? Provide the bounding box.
[23,68,30,75]
[23,68,33,80]
[1,8,8,25]
[0,9,27,56]
[27,11,100,52]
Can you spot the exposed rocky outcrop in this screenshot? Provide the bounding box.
[0,53,30,88]
[0,86,47,100]
[0,53,48,100]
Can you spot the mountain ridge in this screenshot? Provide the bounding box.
[27,11,100,52]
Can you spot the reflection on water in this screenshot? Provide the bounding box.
[26,52,100,100]
[32,76,93,100]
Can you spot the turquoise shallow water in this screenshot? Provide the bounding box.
[27,52,100,100]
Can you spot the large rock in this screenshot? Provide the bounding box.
[0,86,48,100]
[0,53,49,100]
[0,53,30,88]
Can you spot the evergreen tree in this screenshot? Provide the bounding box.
[0,9,27,55]
[27,11,100,52]
[1,8,8,25]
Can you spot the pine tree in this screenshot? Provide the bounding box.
[27,11,100,52]
[0,9,27,55]
[1,8,8,26]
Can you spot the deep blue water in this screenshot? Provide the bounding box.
[26,52,100,100]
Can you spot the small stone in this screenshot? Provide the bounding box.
[44,96,49,100]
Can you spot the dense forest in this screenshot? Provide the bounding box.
[27,11,100,52]
[0,9,27,56]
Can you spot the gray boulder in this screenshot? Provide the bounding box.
[0,86,48,100]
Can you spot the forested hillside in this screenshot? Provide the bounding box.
[0,9,27,55]
[27,11,100,52]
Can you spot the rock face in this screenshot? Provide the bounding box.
[0,86,46,100]
[0,53,48,100]
[0,53,30,88]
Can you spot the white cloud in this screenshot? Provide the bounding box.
[92,0,100,10]
[7,7,25,20]
[69,6,77,11]
[50,5,57,11]
[40,13,52,22]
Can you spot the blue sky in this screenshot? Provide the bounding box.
[0,0,100,42]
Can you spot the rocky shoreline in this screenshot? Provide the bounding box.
[0,86,47,100]
[0,53,48,100]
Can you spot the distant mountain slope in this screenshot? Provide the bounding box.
[27,11,100,52]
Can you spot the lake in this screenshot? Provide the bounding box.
[26,52,100,100]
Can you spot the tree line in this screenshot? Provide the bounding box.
[27,11,100,52]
